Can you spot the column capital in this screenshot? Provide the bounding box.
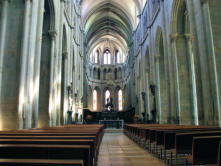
[170,33,178,42]
[48,30,57,39]
[185,33,195,42]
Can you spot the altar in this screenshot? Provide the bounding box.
[83,107,135,126]
[100,111,118,120]
[99,119,124,129]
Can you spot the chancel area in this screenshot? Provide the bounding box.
[0,0,221,165]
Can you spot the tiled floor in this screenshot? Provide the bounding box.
[97,133,167,166]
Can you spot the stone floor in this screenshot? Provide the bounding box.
[97,133,167,166]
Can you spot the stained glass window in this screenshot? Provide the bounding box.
[117,51,121,63]
[104,50,111,64]
[93,90,97,110]
[105,90,110,104]
[118,89,123,111]
[107,52,111,64]
[94,51,98,63]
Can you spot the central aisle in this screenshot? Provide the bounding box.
[97,133,166,166]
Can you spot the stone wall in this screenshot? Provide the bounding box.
[128,0,221,126]
[0,0,84,130]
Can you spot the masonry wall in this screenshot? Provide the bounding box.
[128,0,221,126]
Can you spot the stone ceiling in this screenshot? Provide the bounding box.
[80,0,146,56]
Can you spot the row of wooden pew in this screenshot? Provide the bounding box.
[124,124,221,166]
[0,124,104,166]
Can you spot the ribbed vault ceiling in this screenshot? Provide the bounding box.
[80,0,143,56]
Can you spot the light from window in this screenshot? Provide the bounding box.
[105,90,110,104]
[90,54,93,62]
[118,89,123,111]
[122,53,126,63]
[104,52,107,64]
[93,90,97,110]
[104,50,111,64]
[94,51,98,63]
[108,52,111,64]
[117,51,121,63]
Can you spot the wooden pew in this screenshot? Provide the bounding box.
[0,139,95,166]
[185,136,221,165]
[0,159,83,166]
[219,142,221,166]
[0,144,91,166]
[124,124,221,166]
[169,131,221,165]
[0,124,104,166]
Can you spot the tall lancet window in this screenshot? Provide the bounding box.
[118,89,123,111]
[93,90,97,110]
[107,51,111,64]
[117,51,121,63]
[94,51,98,64]
[105,90,110,104]
[104,50,111,64]
[122,53,126,63]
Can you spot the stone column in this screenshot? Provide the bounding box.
[185,33,199,125]
[53,0,65,126]
[18,0,31,129]
[160,0,171,123]
[26,0,39,129]
[201,0,221,126]
[0,0,9,97]
[48,30,57,127]
[155,55,162,123]
[33,0,45,128]
[60,51,68,125]
[145,71,151,121]
[170,33,181,124]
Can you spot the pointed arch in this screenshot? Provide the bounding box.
[48,0,55,31]
[170,0,193,124]
[155,26,169,123]
[39,0,54,128]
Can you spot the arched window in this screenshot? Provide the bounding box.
[117,51,121,63]
[105,90,110,104]
[108,52,111,64]
[104,50,111,64]
[122,53,126,63]
[94,51,98,63]
[93,90,97,110]
[118,89,123,111]
[90,54,93,62]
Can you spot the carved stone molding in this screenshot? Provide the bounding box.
[48,30,57,39]
[184,33,195,42]
[169,33,178,42]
